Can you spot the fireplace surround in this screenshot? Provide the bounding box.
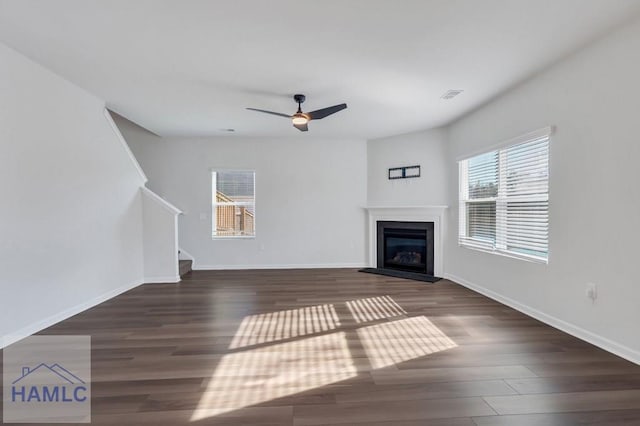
[362,206,447,281]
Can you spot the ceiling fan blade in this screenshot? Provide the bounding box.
[307,103,347,120]
[246,108,291,118]
[293,122,308,132]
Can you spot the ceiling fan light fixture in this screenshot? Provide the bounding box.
[246,94,347,132]
[292,113,309,125]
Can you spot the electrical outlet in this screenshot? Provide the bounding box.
[586,282,597,301]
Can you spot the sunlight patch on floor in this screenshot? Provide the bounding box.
[346,295,407,323]
[229,304,340,349]
[193,297,458,422]
[191,331,356,421]
[357,316,457,369]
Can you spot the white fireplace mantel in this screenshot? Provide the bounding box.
[363,205,448,277]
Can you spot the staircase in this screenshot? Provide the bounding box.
[179,259,192,277]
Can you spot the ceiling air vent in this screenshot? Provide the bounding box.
[441,89,464,100]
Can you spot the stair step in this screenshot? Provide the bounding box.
[179,259,192,277]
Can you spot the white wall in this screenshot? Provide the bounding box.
[367,128,449,206]
[0,43,146,347]
[141,188,180,283]
[119,126,368,269]
[111,114,164,194]
[445,18,640,361]
[108,115,182,282]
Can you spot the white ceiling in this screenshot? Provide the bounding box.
[1,0,640,139]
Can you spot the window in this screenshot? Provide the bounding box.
[212,170,255,238]
[458,129,550,263]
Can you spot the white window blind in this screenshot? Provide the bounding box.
[458,132,549,263]
[212,171,255,238]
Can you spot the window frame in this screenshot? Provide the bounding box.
[211,169,256,239]
[458,127,551,264]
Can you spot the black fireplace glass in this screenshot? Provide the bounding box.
[377,221,434,276]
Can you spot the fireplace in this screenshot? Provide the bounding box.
[363,206,445,282]
[376,221,435,277]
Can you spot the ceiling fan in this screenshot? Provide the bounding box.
[246,94,347,132]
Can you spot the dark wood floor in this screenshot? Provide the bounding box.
[3,269,640,425]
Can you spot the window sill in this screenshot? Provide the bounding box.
[212,236,256,240]
[459,243,548,265]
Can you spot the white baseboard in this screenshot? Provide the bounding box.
[144,275,181,284]
[444,273,640,365]
[1,278,144,349]
[194,263,367,271]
